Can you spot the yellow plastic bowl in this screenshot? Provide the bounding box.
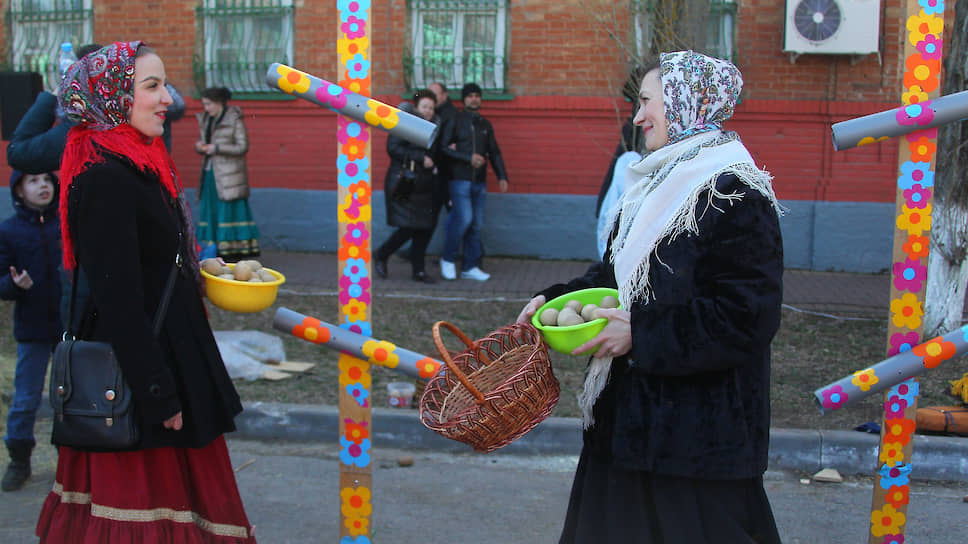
[531,287,622,355]
[201,263,286,313]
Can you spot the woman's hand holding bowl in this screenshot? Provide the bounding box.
[516,295,546,324]
[573,307,631,358]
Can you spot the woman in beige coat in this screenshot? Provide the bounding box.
[194,87,259,261]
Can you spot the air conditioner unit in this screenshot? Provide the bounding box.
[783,0,880,55]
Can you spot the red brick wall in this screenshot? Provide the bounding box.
[92,0,198,89]
[156,93,900,204]
[0,1,7,64]
[504,0,633,96]
[0,0,926,206]
[738,0,905,102]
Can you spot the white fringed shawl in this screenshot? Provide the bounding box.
[579,129,781,428]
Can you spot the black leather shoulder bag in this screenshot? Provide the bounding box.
[49,250,181,450]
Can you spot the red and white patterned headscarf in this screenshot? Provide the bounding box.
[56,41,201,288]
[59,41,141,131]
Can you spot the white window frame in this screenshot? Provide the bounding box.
[9,0,94,92]
[632,0,737,62]
[409,0,507,92]
[200,0,294,94]
[632,0,654,61]
[707,0,737,61]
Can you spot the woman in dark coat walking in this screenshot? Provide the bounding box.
[37,41,254,542]
[374,89,441,283]
[518,51,785,543]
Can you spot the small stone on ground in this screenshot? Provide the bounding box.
[813,468,844,483]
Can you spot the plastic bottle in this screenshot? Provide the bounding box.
[58,42,77,77]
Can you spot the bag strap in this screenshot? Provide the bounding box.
[66,232,183,340]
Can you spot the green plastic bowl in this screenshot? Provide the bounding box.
[531,287,622,355]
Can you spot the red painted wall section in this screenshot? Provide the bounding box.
[0,95,901,205]
[155,95,901,204]
[731,99,901,203]
[165,95,632,197]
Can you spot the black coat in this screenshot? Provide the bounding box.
[384,132,438,231]
[435,99,458,129]
[433,99,458,182]
[6,92,75,175]
[539,174,783,480]
[439,110,508,183]
[0,170,62,343]
[67,151,242,450]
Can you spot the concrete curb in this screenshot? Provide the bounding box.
[235,401,968,482]
[31,398,968,481]
[235,401,585,456]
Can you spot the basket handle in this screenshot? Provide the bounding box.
[432,321,486,404]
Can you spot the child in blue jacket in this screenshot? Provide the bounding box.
[0,169,61,492]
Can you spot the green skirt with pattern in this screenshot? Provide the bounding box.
[197,168,260,261]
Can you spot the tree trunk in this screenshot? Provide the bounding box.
[925,206,968,333]
[924,0,968,335]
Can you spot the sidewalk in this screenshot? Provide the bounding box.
[267,249,896,314]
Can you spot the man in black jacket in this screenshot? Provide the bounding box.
[429,81,458,129]
[438,83,508,281]
[428,82,457,227]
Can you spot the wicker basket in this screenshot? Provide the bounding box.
[419,321,560,453]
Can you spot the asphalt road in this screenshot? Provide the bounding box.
[2,438,966,543]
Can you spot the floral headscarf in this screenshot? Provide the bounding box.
[582,51,778,429]
[659,50,743,146]
[56,41,202,290]
[59,41,140,131]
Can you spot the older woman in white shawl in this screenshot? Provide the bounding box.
[518,51,785,544]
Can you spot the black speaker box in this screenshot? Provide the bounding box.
[0,71,45,141]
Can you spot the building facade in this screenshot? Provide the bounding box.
[0,0,921,271]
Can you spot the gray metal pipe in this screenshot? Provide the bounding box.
[831,90,968,151]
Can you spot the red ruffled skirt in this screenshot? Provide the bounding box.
[36,436,256,543]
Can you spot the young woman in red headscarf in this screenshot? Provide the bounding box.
[35,41,256,543]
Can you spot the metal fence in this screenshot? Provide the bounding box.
[194,0,294,95]
[405,0,507,93]
[8,0,93,92]
[632,0,737,62]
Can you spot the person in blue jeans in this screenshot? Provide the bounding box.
[438,83,509,281]
[0,170,62,492]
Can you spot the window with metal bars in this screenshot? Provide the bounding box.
[706,0,737,61]
[632,0,737,62]
[7,0,94,92]
[195,0,294,95]
[405,0,507,93]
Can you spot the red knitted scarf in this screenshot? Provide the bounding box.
[59,123,181,270]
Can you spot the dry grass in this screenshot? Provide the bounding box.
[1,295,965,437]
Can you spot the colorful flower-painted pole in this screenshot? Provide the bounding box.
[865,3,945,542]
[814,324,968,413]
[273,307,443,381]
[334,1,373,542]
[831,89,968,150]
[266,63,438,150]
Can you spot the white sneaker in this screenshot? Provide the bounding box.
[461,267,490,281]
[440,259,457,280]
